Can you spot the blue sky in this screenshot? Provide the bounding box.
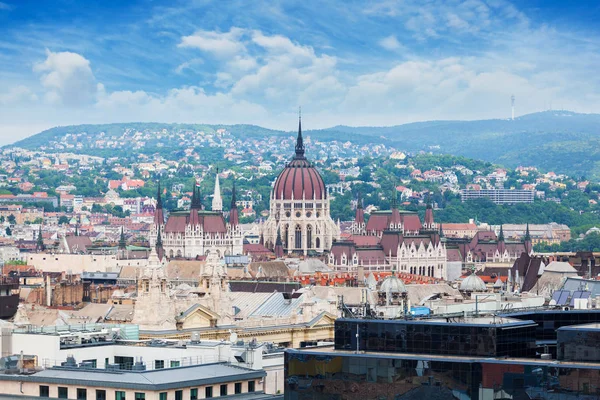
[0,0,599,144]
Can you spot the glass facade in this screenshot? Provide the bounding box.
[285,351,600,400]
[507,310,600,341]
[335,319,536,358]
[558,325,600,362]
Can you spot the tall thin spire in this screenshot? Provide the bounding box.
[295,106,305,159]
[156,182,162,209]
[231,180,237,208]
[118,227,127,249]
[524,222,531,241]
[36,225,44,251]
[498,225,505,242]
[212,167,222,212]
[229,179,239,227]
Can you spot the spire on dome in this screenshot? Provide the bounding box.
[294,107,305,159]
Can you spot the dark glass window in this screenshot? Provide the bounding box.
[205,386,213,398]
[77,388,87,400]
[115,391,126,400]
[39,385,50,397]
[248,381,255,392]
[190,388,198,400]
[175,390,182,400]
[154,360,164,369]
[134,393,145,400]
[220,384,228,396]
[96,390,106,400]
[58,387,68,399]
[235,382,242,394]
[159,393,167,400]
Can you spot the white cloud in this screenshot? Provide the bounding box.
[378,35,404,51]
[0,85,37,105]
[178,27,247,58]
[33,50,97,106]
[174,58,204,74]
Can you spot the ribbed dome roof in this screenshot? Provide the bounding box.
[380,274,407,293]
[273,117,326,201]
[460,274,487,292]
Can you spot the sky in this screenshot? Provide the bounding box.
[0,0,599,144]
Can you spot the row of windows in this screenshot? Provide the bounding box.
[39,381,255,399]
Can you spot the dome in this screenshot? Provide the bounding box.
[273,160,326,200]
[272,117,326,201]
[380,274,407,293]
[460,274,487,292]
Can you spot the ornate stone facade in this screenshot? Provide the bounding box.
[331,200,448,279]
[150,176,243,259]
[262,117,340,255]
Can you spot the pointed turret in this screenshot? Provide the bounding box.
[390,188,401,229]
[154,182,165,226]
[36,225,44,251]
[498,225,506,253]
[189,183,201,225]
[355,192,365,225]
[274,227,284,258]
[229,180,239,227]
[212,168,223,212]
[439,223,444,238]
[424,200,435,229]
[118,227,127,250]
[294,107,305,159]
[524,222,532,254]
[155,229,164,261]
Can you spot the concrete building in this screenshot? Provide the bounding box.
[1,323,285,395]
[460,188,535,204]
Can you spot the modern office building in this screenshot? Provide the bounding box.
[285,310,600,399]
[460,189,535,204]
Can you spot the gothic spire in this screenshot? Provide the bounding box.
[231,180,237,208]
[524,222,531,241]
[357,192,363,209]
[156,181,162,209]
[156,228,162,248]
[118,227,127,250]
[36,225,44,251]
[212,167,223,212]
[498,225,505,242]
[439,223,444,238]
[295,107,305,159]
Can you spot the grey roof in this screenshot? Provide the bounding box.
[248,292,303,318]
[558,323,600,331]
[81,271,119,280]
[561,277,600,296]
[0,363,265,391]
[544,261,577,273]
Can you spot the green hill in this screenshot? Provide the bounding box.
[10,110,600,178]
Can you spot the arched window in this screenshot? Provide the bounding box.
[316,237,321,248]
[307,225,313,249]
[284,224,289,248]
[295,225,302,249]
[176,249,182,258]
